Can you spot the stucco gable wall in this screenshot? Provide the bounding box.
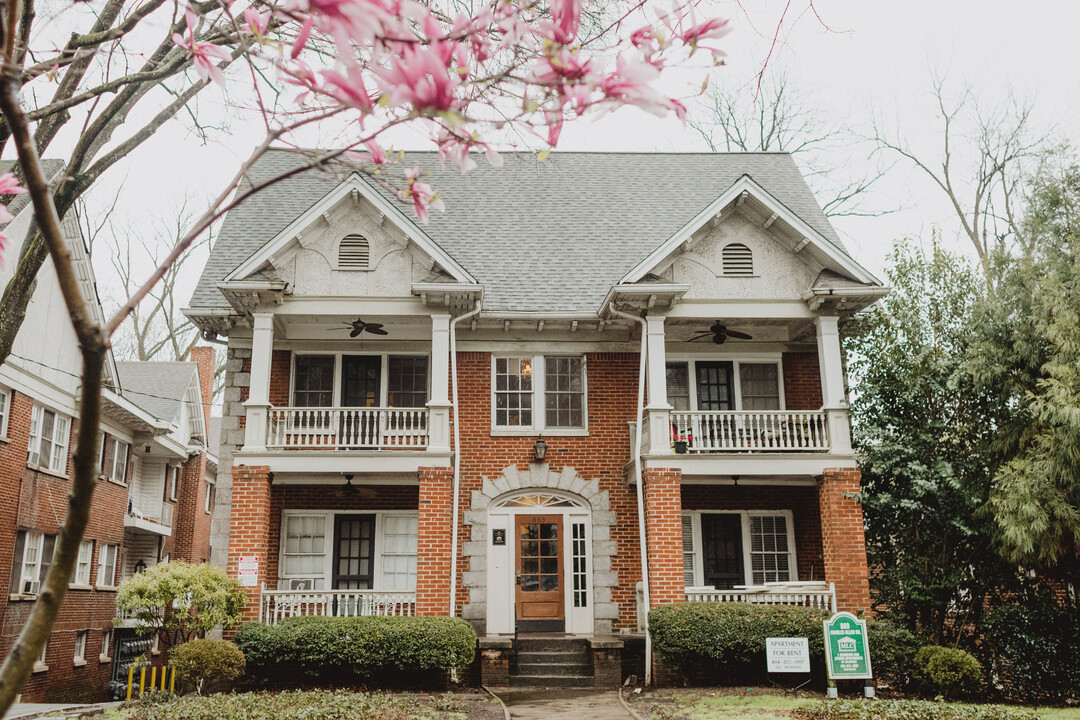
[668,214,820,301]
[276,201,431,297]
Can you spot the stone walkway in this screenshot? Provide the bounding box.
[492,688,637,720]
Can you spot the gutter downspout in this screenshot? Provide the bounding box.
[449,296,483,620]
[608,303,652,686]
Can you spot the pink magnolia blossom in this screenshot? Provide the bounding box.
[321,64,375,112]
[371,41,462,113]
[244,8,270,37]
[542,0,582,44]
[598,55,670,117]
[398,167,445,223]
[0,173,27,197]
[678,17,730,59]
[172,30,231,85]
[346,140,389,166]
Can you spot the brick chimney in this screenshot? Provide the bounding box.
[189,346,214,436]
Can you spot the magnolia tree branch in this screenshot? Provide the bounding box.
[0,72,109,714]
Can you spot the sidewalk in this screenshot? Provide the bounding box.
[492,688,636,720]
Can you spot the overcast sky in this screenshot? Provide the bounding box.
[84,0,1080,307]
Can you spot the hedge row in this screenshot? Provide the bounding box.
[234,615,476,687]
[648,603,920,688]
[796,699,1037,720]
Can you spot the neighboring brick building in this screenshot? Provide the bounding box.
[186,151,885,683]
[0,162,217,702]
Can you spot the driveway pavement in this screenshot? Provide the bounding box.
[492,688,637,720]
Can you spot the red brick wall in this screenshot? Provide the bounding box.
[682,485,825,583]
[455,352,644,629]
[238,350,289,430]
[172,453,212,563]
[642,468,684,607]
[264,484,419,591]
[818,468,871,613]
[417,467,454,616]
[227,465,272,623]
[782,352,823,410]
[190,347,214,432]
[0,391,128,702]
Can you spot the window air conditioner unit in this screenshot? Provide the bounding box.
[21,579,39,595]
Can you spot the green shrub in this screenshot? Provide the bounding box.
[865,619,921,690]
[796,699,1037,720]
[169,638,245,695]
[983,595,1080,703]
[913,646,982,699]
[131,689,417,720]
[233,615,476,687]
[648,602,829,683]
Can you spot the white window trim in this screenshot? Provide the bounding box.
[28,403,71,475]
[204,478,215,514]
[105,438,129,486]
[73,630,88,666]
[278,509,420,592]
[490,354,589,436]
[16,531,44,596]
[681,509,798,588]
[167,465,178,501]
[32,641,47,673]
[665,354,786,412]
[289,352,431,409]
[99,629,112,662]
[96,544,118,589]
[0,387,11,440]
[71,539,94,588]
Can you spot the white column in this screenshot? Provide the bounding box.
[427,314,452,454]
[243,313,275,452]
[645,315,671,454]
[815,315,852,454]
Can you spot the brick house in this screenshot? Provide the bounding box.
[0,162,216,701]
[185,151,887,685]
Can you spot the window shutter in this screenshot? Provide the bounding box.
[681,514,695,587]
[39,535,56,583]
[338,235,370,269]
[27,406,40,466]
[722,243,754,276]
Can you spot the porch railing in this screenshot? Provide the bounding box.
[127,492,174,528]
[685,582,836,612]
[266,407,429,450]
[259,586,417,624]
[669,410,829,452]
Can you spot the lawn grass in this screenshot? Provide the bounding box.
[627,689,1080,720]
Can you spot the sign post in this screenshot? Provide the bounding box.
[765,637,811,694]
[823,611,874,698]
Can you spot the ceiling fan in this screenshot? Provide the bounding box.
[688,321,753,345]
[330,317,389,338]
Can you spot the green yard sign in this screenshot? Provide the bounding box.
[823,611,873,680]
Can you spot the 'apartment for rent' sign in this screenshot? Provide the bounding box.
[766,637,811,673]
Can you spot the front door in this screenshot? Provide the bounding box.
[340,356,381,447]
[515,514,564,632]
[702,514,744,589]
[332,514,375,590]
[696,361,734,410]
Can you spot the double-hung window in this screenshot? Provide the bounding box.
[97,544,118,588]
[11,530,56,595]
[293,355,335,407]
[0,388,10,437]
[204,478,215,514]
[71,539,93,586]
[28,404,70,472]
[74,631,87,664]
[493,355,586,432]
[103,438,129,484]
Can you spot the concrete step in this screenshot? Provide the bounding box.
[515,650,590,665]
[515,638,589,653]
[508,673,594,688]
[515,662,592,677]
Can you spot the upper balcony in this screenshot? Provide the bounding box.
[125,491,173,536]
[267,406,428,450]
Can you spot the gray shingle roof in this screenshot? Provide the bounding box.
[115,362,198,424]
[189,150,851,313]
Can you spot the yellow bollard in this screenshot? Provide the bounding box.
[169,667,175,694]
[150,666,157,692]
[161,666,166,691]
[139,666,146,697]
[126,666,134,701]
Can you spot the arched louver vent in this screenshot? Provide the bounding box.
[338,234,370,269]
[722,243,754,276]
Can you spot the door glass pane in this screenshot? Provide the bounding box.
[333,515,374,590]
[702,514,744,589]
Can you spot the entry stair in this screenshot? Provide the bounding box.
[510,637,593,688]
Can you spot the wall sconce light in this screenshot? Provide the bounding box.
[731,475,740,487]
[533,437,548,463]
[135,560,147,574]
